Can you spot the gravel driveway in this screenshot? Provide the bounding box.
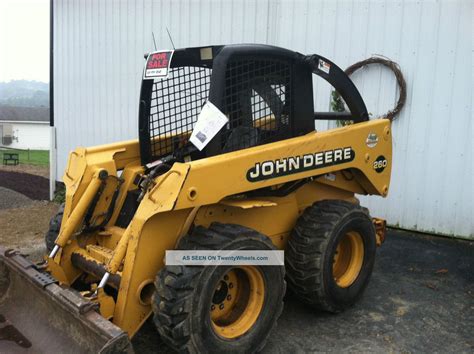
[0,186,58,260]
[0,187,33,210]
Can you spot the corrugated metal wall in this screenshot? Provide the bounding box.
[53,0,473,239]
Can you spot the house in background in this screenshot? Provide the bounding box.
[0,106,50,150]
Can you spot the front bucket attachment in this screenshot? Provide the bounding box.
[0,247,133,353]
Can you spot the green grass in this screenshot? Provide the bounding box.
[0,148,49,166]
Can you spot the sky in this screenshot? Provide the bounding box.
[0,0,49,83]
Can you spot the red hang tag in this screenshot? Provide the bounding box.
[144,50,174,79]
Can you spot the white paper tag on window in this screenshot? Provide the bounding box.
[190,101,229,151]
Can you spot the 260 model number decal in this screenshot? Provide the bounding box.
[373,155,388,173]
[247,147,355,182]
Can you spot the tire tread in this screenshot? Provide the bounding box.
[286,199,372,312]
[44,203,64,252]
[153,223,285,353]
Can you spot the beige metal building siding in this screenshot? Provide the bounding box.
[53,0,473,238]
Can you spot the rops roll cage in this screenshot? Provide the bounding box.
[138,44,369,165]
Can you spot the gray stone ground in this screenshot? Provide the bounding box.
[0,187,32,210]
[132,230,473,353]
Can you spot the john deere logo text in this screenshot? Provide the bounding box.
[247,147,355,182]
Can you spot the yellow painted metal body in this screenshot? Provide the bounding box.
[47,118,392,338]
[54,171,103,248]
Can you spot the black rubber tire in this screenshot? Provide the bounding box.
[45,203,64,252]
[152,223,286,354]
[285,199,376,313]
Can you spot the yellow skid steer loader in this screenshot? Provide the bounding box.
[0,44,391,353]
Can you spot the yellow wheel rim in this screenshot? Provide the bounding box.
[210,266,265,339]
[332,231,364,288]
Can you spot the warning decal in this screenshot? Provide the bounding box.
[318,59,331,74]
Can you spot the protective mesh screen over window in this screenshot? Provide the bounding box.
[149,66,211,159]
[220,58,291,153]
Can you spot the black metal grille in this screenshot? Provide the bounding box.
[149,66,211,159]
[220,58,291,153]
